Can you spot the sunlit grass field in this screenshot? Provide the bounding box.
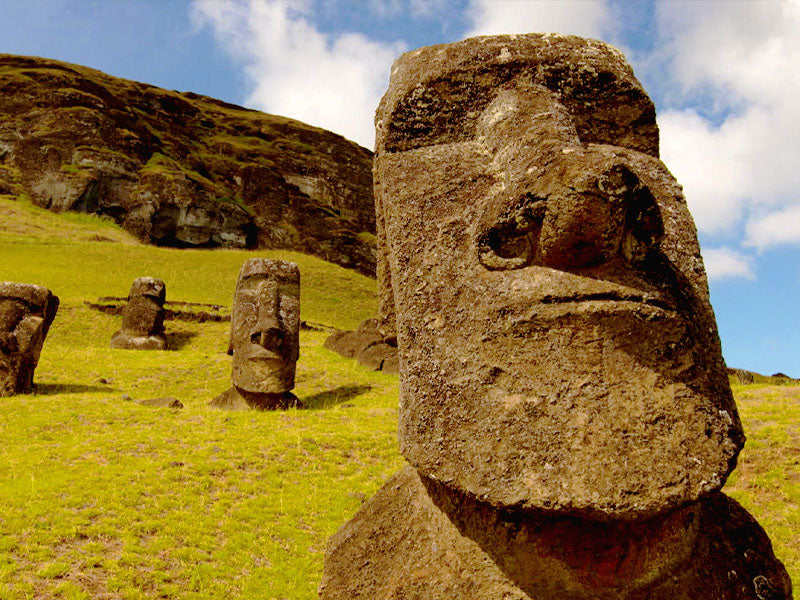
[0,196,797,598]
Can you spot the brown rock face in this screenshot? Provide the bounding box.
[320,466,791,600]
[110,277,166,350]
[0,282,59,396]
[0,54,376,275]
[374,33,743,518]
[210,258,301,410]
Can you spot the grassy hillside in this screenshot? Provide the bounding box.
[0,197,797,598]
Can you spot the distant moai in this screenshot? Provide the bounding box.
[210,258,301,410]
[0,282,59,396]
[110,277,167,350]
[319,35,792,599]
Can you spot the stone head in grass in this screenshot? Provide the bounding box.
[110,277,167,350]
[211,258,301,410]
[0,282,59,396]
[374,34,744,518]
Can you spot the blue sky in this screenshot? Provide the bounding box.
[2,0,799,376]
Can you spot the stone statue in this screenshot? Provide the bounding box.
[110,277,167,350]
[0,282,59,396]
[210,258,301,410]
[320,34,792,600]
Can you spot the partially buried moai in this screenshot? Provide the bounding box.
[210,258,301,410]
[110,277,167,350]
[0,282,59,397]
[320,35,792,599]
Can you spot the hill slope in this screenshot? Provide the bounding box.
[0,54,376,275]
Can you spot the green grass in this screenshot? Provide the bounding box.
[0,196,139,245]
[0,206,796,597]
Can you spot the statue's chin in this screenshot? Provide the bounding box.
[232,359,294,394]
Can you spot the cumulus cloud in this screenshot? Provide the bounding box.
[465,0,616,39]
[745,204,800,250]
[191,0,404,149]
[702,247,755,282]
[652,1,800,248]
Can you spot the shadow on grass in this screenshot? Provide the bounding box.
[303,385,372,410]
[167,331,198,351]
[33,383,113,395]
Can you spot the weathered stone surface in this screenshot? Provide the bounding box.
[323,329,348,353]
[324,330,383,359]
[0,282,59,396]
[210,258,301,410]
[0,54,376,275]
[382,352,400,374]
[209,386,300,411]
[374,33,743,518]
[110,277,166,350]
[356,342,396,371]
[323,320,399,372]
[320,465,792,600]
[728,368,756,385]
[357,317,380,334]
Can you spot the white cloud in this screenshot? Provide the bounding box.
[191,0,404,149]
[651,1,800,245]
[465,0,616,39]
[702,247,755,281]
[745,205,800,251]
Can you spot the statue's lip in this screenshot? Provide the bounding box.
[536,291,676,312]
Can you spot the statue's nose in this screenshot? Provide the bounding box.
[251,281,284,351]
[537,165,633,270]
[478,164,664,272]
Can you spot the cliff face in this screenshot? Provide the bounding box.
[0,54,376,275]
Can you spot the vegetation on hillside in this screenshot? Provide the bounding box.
[0,54,376,275]
[0,203,796,598]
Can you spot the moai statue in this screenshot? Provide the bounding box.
[0,282,59,396]
[210,258,301,410]
[110,277,167,350]
[320,35,792,599]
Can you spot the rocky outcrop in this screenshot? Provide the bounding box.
[0,54,376,275]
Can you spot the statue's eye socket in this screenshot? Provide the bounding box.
[477,196,546,271]
[478,231,533,270]
[621,185,664,264]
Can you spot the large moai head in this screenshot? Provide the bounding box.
[0,282,59,396]
[229,259,300,394]
[374,34,744,519]
[122,277,166,336]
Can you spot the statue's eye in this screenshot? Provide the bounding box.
[478,196,546,271]
[621,185,664,264]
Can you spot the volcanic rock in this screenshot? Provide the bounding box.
[0,282,59,396]
[321,33,789,600]
[323,318,399,371]
[374,33,743,517]
[210,258,302,410]
[0,54,376,275]
[110,277,167,350]
[319,466,791,600]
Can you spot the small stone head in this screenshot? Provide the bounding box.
[0,282,59,396]
[375,34,743,518]
[229,259,300,394]
[122,277,166,337]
